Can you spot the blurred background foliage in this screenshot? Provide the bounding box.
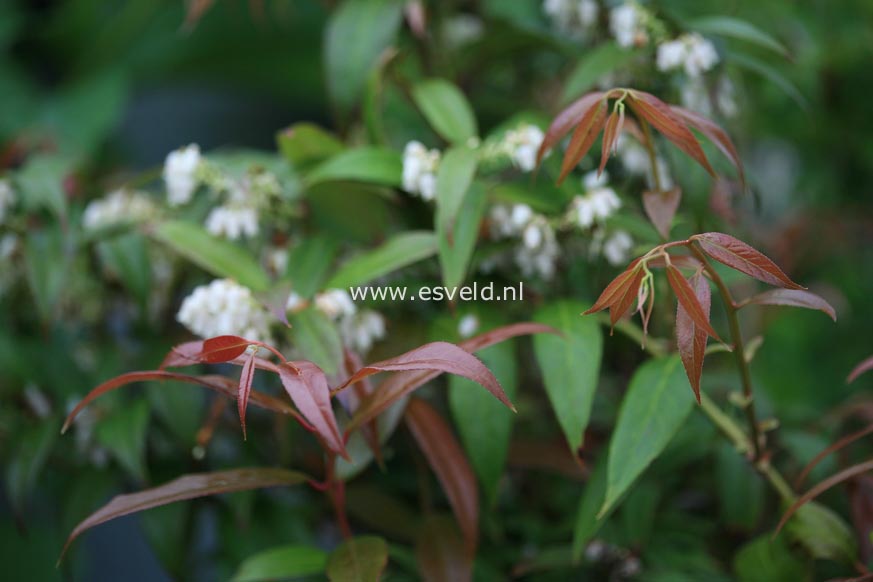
[1,0,872,580]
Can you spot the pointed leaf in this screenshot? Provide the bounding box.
[232,545,328,582]
[689,16,789,57]
[559,98,608,183]
[340,350,383,468]
[278,362,347,458]
[694,232,804,289]
[609,266,646,326]
[538,91,604,166]
[670,106,745,185]
[438,182,486,289]
[598,109,621,175]
[676,272,712,402]
[642,188,681,239]
[238,350,256,439]
[277,122,344,170]
[737,289,836,321]
[325,231,437,289]
[667,265,721,342]
[61,468,309,561]
[201,335,253,363]
[782,502,857,564]
[849,356,873,384]
[583,260,642,316]
[628,91,715,176]
[415,515,472,582]
[405,398,479,553]
[289,308,344,375]
[599,356,694,516]
[161,340,281,374]
[534,300,603,455]
[411,79,478,144]
[435,145,478,237]
[304,147,402,188]
[326,536,389,582]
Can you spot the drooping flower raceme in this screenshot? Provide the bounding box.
[163,144,202,206]
[402,141,441,201]
[313,288,386,354]
[503,124,546,172]
[177,278,273,343]
[0,178,15,224]
[82,189,157,231]
[610,3,648,48]
[489,203,560,279]
[205,205,259,240]
[656,33,719,78]
[568,171,622,229]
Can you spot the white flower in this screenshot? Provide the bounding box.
[402,141,441,201]
[0,179,15,224]
[583,170,609,190]
[489,203,534,238]
[617,138,650,175]
[680,78,712,117]
[514,216,560,279]
[265,247,289,276]
[601,230,634,265]
[164,144,202,206]
[315,288,357,320]
[544,0,599,37]
[458,314,480,338]
[656,38,687,72]
[177,279,273,343]
[339,309,386,354]
[504,124,545,172]
[610,3,647,48]
[569,174,621,229]
[657,34,718,78]
[82,189,156,231]
[0,233,18,260]
[285,291,306,313]
[205,205,259,240]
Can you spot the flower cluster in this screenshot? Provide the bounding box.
[543,0,599,38]
[489,203,560,279]
[177,278,273,343]
[163,144,202,206]
[205,206,258,240]
[82,189,157,231]
[286,288,387,355]
[502,124,546,172]
[402,141,441,201]
[656,33,719,78]
[592,229,634,266]
[567,171,622,229]
[610,2,649,48]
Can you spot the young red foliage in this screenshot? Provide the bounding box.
[676,272,712,402]
[405,398,479,556]
[278,362,348,459]
[199,335,253,363]
[59,467,309,562]
[536,91,605,167]
[238,350,257,439]
[692,233,804,290]
[558,98,608,183]
[599,109,622,176]
[583,260,643,324]
[666,265,721,342]
[848,355,873,384]
[643,188,682,239]
[737,289,836,321]
[340,350,383,467]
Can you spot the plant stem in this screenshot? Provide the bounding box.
[640,118,663,194]
[688,243,764,461]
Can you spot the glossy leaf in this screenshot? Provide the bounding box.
[693,232,804,289]
[849,355,873,383]
[583,260,644,325]
[537,91,604,167]
[278,362,347,458]
[435,145,479,237]
[600,356,694,517]
[689,16,789,57]
[438,182,486,290]
[152,220,270,292]
[559,97,608,183]
[411,79,478,144]
[276,122,343,170]
[344,323,554,435]
[324,0,403,114]
[326,536,389,582]
[642,188,681,239]
[415,515,472,582]
[737,288,836,321]
[325,231,437,289]
[667,265,720,342]
[200,335,253,363]
[627,90,715,176]
[534,300,602,455]
[670,106,745,185]
[232,544,327,582]
[61,468,309,561]
[675,272,712,402]
[305,147,402,188]
[161,340,281,374]
[405,398,479,553]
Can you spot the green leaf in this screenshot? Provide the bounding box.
[561,42,638,105]
[715,443,763,531]
[288,308,343,376]
[95,397,150,482]
[24,228,68,321]
[438,182,486,289]
[600,356,694,517]
[326,536,389,582]
[147,381,204,448]
[435,145,479,237]
[305,147,402,188]
[411,79,478,144]
[284,234,340,298]
[277,122,344,170]
[15,154,72,218]
[785,501,856,564]
[572,453,610,561]
[688,16,789,58]
[325,231,437,289]
[727,51,808,110]
[733,535,808,582]
[449,333,517,503]
[533,300,603,454]
[96,232,152,307]
[232,544,328,582]
[324,0,403,115]
[152,220,270,292]
[5,418,56,511]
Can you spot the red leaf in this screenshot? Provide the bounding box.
[59,467,308,562]
[598,109,622,176]
[405,398,479,554]
[340,350,383,467]
[666,265,721,342]
[608,267,646,326]
[200,335,253,363]
[336,342,514,413]
[558,99,608,183]
[693,233,805,290]
[849,356,873,384]
[627,91,715,177]
[62,370,306,434]
[670,105,745,186]
[583,260,642,316]
[737,289,836,321]
[238,350,256,439]
[642,188,682,240]
[676,272,711,402]
[344,323,556,436]
[776,459,873,535]
[415,515,473,582]
[537,91,605,167]
[278,362,348,458]
[795,423,873,488]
